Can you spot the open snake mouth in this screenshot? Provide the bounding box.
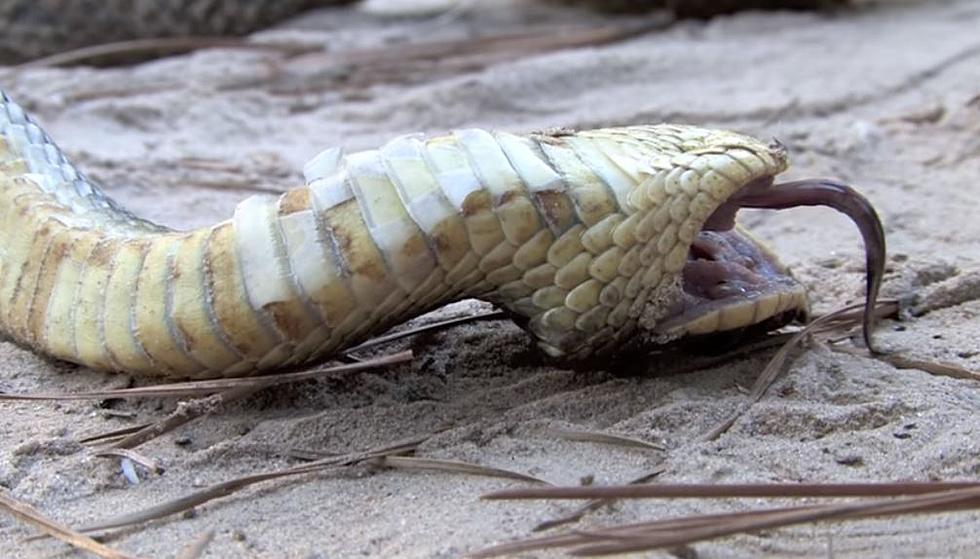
[655,226,809,339]
[654,176,886,349]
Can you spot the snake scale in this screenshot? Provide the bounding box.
[0,90,885,379]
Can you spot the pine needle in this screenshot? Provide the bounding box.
[545,428,666,452]
[79,425,151,445]
[0,490,141,559]
[70,349,412,449]
[532,466,667,532]
[346,310,505,354]
[571,486,980,556]
[108,384,259,450]
[474,484,980,557]
[483,481,980,501]
[93,448,165,475]
[78,436,427,533]
[475,506,817,557]
[377,456,548,484]
[55,351,406,451]
[0,350,412,401]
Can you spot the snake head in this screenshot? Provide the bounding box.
[522,126,885,360]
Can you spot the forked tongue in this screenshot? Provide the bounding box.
[736,179,886,351]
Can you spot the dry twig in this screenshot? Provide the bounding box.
[475,483,980,557]
[0,350,413,402]
[484,481,980,501]
[545,427,666,452]
[533,466,667,532]
[346,310,505,354]
[378,456,547,484]
[0,490,140,559]
[79,436,427,533]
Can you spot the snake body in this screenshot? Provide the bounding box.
[0,90,821,379]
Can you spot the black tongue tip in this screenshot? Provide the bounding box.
[735,178,886,351]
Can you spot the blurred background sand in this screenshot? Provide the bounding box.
[0,1,978,556]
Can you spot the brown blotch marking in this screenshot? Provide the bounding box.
[133,235,203,375]
[168,239,192,335]
[569,188,619,228]
[498,190,520,206]
[496,193,541,245]
[461,189,492,217]
[7,214,62,338]
[205,221,278,359]
[327,200,388,283]
[432,225,454,253]
[322,199,399,309]
[401,232,428,259]
[170,258,183,281]
[535,190,576,233]
[13,198,63,219]
[87,238,116,268]
[74,237,120,371]
[331,221,353,252]
[532,129,576,143]
[428,217,469,271]
[168,228,243,372]
[580,197,611,216]
[99,239,158,376]
[262,301,307,340]
[331,225,384,281]
[278,187,311,215]
[41,229,102,361]
[26,229,72,342]
[0,193,46,275]
[306,271,357,330]
[459,190,504,256]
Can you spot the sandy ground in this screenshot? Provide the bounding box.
[1,0,979,557]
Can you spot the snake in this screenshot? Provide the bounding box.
[0,89,885,379]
